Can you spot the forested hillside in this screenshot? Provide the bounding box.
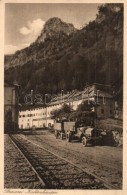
[4,4,123,104]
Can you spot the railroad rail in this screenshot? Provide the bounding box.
[9,134,118,189]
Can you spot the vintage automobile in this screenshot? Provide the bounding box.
[65,124,102,146]
[76,126,102,146]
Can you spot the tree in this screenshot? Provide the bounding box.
[77,100,94,112]
[51,103,72,120]
[61,103,72,113]
[76,100,96,125]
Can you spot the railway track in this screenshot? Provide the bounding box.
[26,133,122,171]
[9,134,118,189]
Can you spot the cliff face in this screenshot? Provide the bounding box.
[36,17,76,43]
[5,4,123,104]
[4,17,76,69]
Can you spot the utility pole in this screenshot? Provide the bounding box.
[30,89,33,129]
[97,90,99,104]
[61,90,64,104]
[45,94,48,128]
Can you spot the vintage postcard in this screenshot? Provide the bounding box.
[0,0,127,194]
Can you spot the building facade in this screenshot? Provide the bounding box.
[19,83,115,129]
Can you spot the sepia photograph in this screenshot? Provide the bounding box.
[3,0,124,191]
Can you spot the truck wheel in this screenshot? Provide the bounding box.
[66,134,71,142]
[60,133,63,140]
[82,137,87,147]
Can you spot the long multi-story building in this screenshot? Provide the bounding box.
[19,83,115,129]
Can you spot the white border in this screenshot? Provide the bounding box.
[0,0,126,194]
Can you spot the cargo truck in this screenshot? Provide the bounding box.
[54,121,65,140]
[54,121,102,146]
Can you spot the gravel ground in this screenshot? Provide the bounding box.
[23,130,122,189]
[4,130,122,189]
[9,134,107,189]
[4,134,43,189]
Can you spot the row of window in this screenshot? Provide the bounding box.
[20,123,47,129]
[19,106,113,118]
[20,110,113,120]
[19,112,52,118]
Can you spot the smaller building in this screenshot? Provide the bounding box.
[4,82,20,132]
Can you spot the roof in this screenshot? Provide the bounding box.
[4,82,20,87]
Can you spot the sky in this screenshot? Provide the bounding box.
[5,3,102,54]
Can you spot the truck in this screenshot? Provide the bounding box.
[54,121,102,146]
[54,121,77,140]
[54,122,65,140]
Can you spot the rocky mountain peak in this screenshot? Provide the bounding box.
[36,17,77,43]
